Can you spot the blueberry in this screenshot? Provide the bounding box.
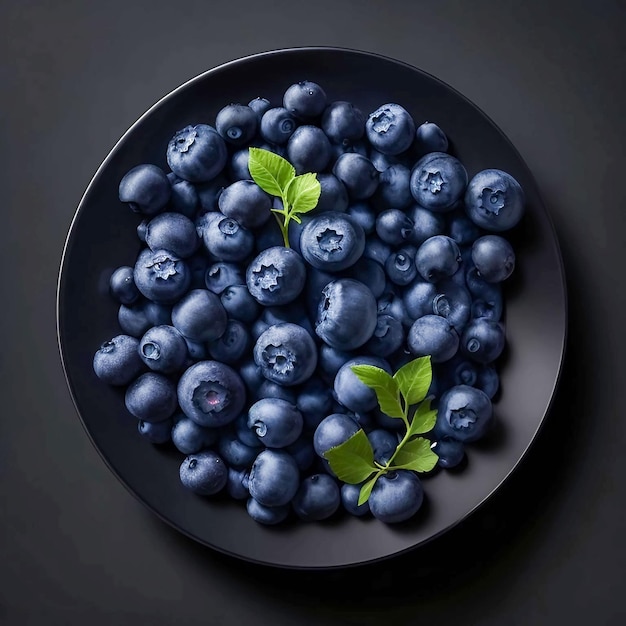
[202,213,254,263]
[145,212,199,259]
[133,248,191,304]
[215,103,258,146]
[261,302,312,335]
[246,246,306,306]
[313,413,359,458]
[316,173,349,213]
[248,449,300,507]
[415,235,462,282]
[464,169,525,231]
[431,279,472,331]
[286,125,332,174]
[317,344,354,384]
[238,359,264,397]
[471,235,515,283]
[432,437,466,469]
[447,209,483,246]
[364,314,405,358]
[332,153,379,200]
[296,376,334,432]
[460,318,505,363]
[334,356,392,414]
[180,451,228,496]
[369,470,424,523]
[283,80,327,119]
[368,429,399,464]
[366,103,416,155]
[217,433,259,469]
[125,372,177,422]
[346,257,386,299]
[251,318,270,342]
[167,173,199,218]
[137,418,172,445]
[371,164,412,211]
[414,122,449,155]
[139,324,188,373]
[228,148,252,182]
[186,252,210,289]
[345,202,376,235]
[247,398,303,448]
[260,107,298,145]
[118,300,172,337]
[403,278,438,321]
[299,212,365,272]
[227,467,250,500]
[253,323,317,386]
[255,379,298,403]
[248,96,272,119]
[196,175,228,213]
[410,152,468,211]
[407,314,459,362]
[246,498,290,525]
[167,124,227,183]
[292,474,340,521]
[321,101,365,145]
[285,437,316,471]
[368,148,410,173]
[477,364,500,399]
[207,319,250,365]
[109,266,140,305]
[316,279,378,350]
[375,209,414,247]
[363,236,392,266]
[118,164,171,215]
[220,284,260,324]
[218,180,272,230]
[436,384,493,442]
[377,289,413,328]
[204,262,245,295]
[408,205,446,245]
[341,482,370,516]
[171,416,217,454]
[171,289,227,342]
[385,246,418,286]
[329,140,369,167]
[177,360,246,427]
[93,335,144,386]
[137,219,149,242]
[466,267,504,321]
[304,266,335,321]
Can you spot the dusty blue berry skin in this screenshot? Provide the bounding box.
[180,451,228,495]
[464,169,525,231]
[375,209,414,247]
[220,284,260,323]
[471,235,516,283]
[466,267,504,321]
[448,209,483,246]
[287,125,332,174]
[296,377,334,432]
[145,212,199,258]
[171,416,217,454]
[431,279,472,332]
[341,482,370,516]
[410,152,468,212]
[334,356,392,414]
[363,236,392,266]
[204,262,245,295]
[227,467,250,500]
[109,266,140,305]
[316,279,378,350]
[208,320,250,365]
[217,433,258,469]
[139,324,188,374]
[218,180,272,230]
[364,314,405,358]
[313,413,359,457]
[321,101,365,145]
[461,318,506,364]
[372,164,412,211]
[247,398,303,448]
[332,153,379,200]
[408,205,447,245]
[171,289,227,342]
[138,418,172,444]
[246,246,306,306]
[300,212,365,272]
[93,335,144,386]
[283,80,327,119]
[407,314,460,363]
[286,437,316,471]
[253,323,317,387]
[368,429,399,465]
[246,498,290,525]
[167,124,227,183]
[377,289,413,328]
[292,474,340,521]
[248,449,300,507]
[368,471,424,523]
[228,148,252,181]
[196,175,228,213]
[403,279,438,321]
[347,257,386,299]
[118,300,171,338]
[248,97,271,119]
[260,107,298,145]
[133,248,191,304]
[415,235,462,283]
[344,202,375,237]
[436,384,493,442]
[414,121,449,156]
[215,103,258,147]
[317,344,354,385]
[316,173,349,213]
[255,380,298,403]
[366,103,416,155]
[202,214,254,263]
[119,164,171,215]
[385,246,418,286]
[167,173,198,218]
[432,437,466,469]
[177,360,246,428]
[238,360,264,398]
[125,372,177,423]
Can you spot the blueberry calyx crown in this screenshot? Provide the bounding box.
[170,126,197,154]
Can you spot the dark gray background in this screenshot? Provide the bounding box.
[2,0,625,624]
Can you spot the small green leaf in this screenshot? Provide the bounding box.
[358,472,380,506]
[350,365,404,419]
[248,147,295,197]
[391,437,438,473]
[393,356,433,406]
[323,429,377,484]
[407,397,437,438]
[285,172,321,215]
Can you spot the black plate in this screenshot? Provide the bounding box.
[57,47,567,569]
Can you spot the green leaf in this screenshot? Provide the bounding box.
[350,365,404,419]
[407,397,437,438]
[248,147,295,197]
[285,172,321,215]
[323,429,377,484]
[391,437,438,473]
[358,473,380,506]
[393,356,433,406]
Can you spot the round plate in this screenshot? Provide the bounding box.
[57,47,567,569]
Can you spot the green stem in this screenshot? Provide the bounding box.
[273,211,290,248]
[382,395,411,470]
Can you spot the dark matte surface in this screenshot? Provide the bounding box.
[57,47,566,569]
[2,0,625,623]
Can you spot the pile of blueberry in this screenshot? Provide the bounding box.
[93,80,524,525]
